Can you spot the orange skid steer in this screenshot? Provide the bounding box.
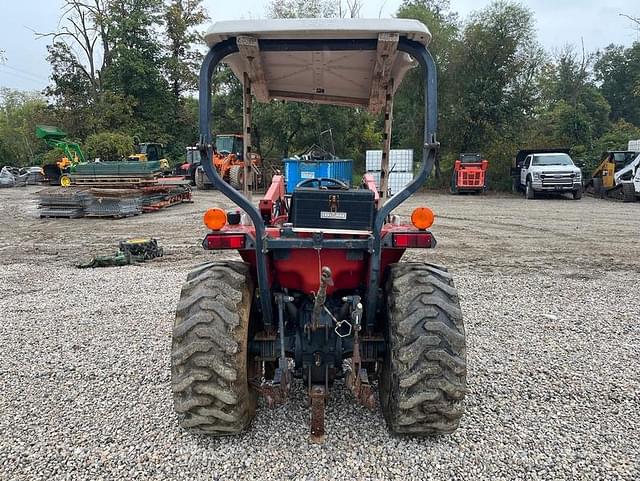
[450,152,488,194]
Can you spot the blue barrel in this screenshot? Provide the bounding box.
[283,159,353,193]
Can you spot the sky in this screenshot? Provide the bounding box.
[0,0,638,92]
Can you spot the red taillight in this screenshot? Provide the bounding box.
[392,232,433,248]
[204,234,245,249]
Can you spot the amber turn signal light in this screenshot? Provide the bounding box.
[411,207,434,230]
[203,208,227,230]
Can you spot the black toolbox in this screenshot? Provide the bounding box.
[290,188,375,231]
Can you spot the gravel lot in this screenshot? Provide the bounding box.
[1,186,639,480]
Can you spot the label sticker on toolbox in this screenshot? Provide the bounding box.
[320,211,347,220]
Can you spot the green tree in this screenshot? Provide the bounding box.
[532,45,611,156]
[594,42,640,125]
[453,1,543,149]
[103,0,173,140]
[0,89,53,166]
[394,0,461,179]
[267,0,338,18]
[41,1,113,138]
[593,119,640,153]
[447,1,544,188]
[163,0,209,159]
[164,0,209,99]
[85,131,134,160]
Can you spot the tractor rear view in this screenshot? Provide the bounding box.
[450,152,488,194]
[172,18,467,442]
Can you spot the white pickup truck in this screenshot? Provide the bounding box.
[511,149,582,200]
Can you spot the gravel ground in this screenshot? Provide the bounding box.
[1,186,639,480]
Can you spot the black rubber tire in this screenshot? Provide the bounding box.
[525,179,536,199]
[511,177,520,194]
[592,177,604,198]
[381,263,467,435]
[189,165,198,186]
[449,170,458,194]
[195,168,206,190]
[171,261,256,434]
[572,188,582,200]
[622,183,636,202]
[229,165,250,190]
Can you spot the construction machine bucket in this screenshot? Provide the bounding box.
[36,125,67,140]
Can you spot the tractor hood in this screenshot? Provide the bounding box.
[204,18,431,113]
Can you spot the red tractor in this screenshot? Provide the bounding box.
[172,19,467,442]
[450,152,489,194]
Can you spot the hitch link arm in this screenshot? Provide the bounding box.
[344,296,375,409]
[311,267,333,330]
[252,293,292,407]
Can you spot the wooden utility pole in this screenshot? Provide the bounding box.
[369,33,398,200]
[380,80,394,200]
[243,72,252,199]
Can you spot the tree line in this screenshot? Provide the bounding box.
[0,0,639,189]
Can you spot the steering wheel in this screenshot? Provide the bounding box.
[296,177,349,190]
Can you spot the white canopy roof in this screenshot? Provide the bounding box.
[204,19,431,112]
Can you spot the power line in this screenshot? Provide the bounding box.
[0,64,48,82]
[0,68,47,88]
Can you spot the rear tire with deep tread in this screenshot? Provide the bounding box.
[381,262,467,435]
[229,165,243,189]
[171,261,256,434]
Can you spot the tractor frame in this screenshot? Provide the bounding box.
[197,37,437,328]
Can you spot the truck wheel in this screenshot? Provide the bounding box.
[572,188,582,200]
[171,261,256,434]
[511,177,521,194]
[381,263,467,435]
[622,182,636,202]
[525,179,536,199]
